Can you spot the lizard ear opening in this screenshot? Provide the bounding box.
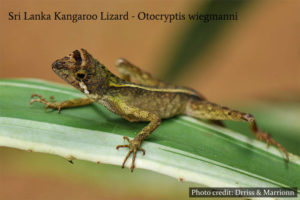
[73,50,82,65]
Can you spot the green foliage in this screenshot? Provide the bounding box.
[160,0,250,81]
[0,79,299,192]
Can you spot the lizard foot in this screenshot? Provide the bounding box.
[116,136,145,172]
[255,130,289,162]
[30,94,62,113]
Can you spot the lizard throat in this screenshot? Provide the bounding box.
[79,82,90,95]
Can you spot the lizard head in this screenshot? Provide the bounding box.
[52,49,100,95]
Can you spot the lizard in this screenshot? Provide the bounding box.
[30,49,289,172]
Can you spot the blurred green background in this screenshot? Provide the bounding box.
[0,0,299,199]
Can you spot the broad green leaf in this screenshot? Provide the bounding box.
[225,103,300,156]
[0,79,299,194]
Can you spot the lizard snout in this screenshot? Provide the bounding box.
[52,60,63,70]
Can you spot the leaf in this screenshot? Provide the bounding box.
[225,103,300,156]
[159,0,250,81]
[0,79,299,193]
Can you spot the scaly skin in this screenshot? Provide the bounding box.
[30,49,289,171]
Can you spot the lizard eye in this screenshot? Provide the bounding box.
[75,71,87,80]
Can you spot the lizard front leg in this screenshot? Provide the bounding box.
[116,112,161,172]
[30,94,93,112]
[185,98,289,162]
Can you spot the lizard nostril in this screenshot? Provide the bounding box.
[52,60,63,70]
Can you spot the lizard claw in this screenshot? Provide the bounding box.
[116,144,129,149]
[256,130,289,163]
[116,137,145,172]
[30,94,61,113]
[122,136,130,142]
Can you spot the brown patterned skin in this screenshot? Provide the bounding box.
[30,49,289,171]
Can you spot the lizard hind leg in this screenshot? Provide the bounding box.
[116,58,167,87]
[185,98,289,162]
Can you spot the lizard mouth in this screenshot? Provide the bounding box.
[52,59,80,89]
[52,59,67,78]
[52,60,63,70]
